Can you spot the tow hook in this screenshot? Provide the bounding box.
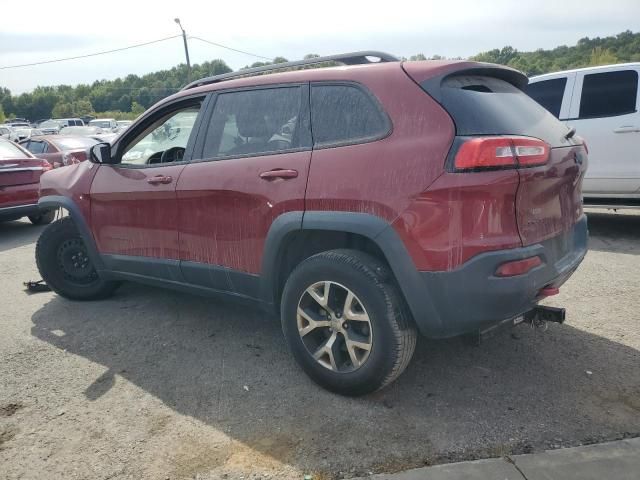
[524,305,566,330]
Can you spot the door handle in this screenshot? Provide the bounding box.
[613,126,640,134]
[147,175,173,184]
[259,169,298,180]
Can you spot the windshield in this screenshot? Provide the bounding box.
[90,120,112,128]
[0,139,31,159]
[40,120,60,128]
[50,136,100,150]
[61,127,101,135]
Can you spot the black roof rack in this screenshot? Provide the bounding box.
[182,51,399,90]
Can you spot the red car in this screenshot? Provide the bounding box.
[0,138,55,224]
[20,135,100,168]
[35,52,588,395]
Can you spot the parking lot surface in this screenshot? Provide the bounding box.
[1,210,639,479]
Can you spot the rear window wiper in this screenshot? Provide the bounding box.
[565,127,576,139]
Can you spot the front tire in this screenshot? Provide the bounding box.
[35,217,119,300]
[281,249,417,396]
[28,209,56,225]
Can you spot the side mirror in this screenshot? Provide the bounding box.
[90,142,113,164]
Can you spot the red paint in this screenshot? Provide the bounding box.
[177,151,311,273]
[0,141,46,210]
[392,169,522,271]
[516,145,587,246]
[90,164,187,258]
[538,286,560,297]
[305,64,455,224]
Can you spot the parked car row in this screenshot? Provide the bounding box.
[1,117,132,140]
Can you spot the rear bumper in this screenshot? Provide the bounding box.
[0,183,42,220]
[414,216,588,338]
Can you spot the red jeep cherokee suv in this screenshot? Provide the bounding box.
[35,52,588,395]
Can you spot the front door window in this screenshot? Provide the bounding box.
[121,105,201,166]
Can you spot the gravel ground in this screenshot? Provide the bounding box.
[1,209,639,480]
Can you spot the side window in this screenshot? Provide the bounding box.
[525,77,567,118]
[310,84,389,147]
[579,70,638,119]
[121,102,202,166]
[202,86,306,159]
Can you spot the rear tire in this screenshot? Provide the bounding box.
[36,217,119,300]
[281,249,417,396]
[28,209,56,225]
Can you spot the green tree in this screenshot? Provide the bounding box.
[589,47,618,66]
[52,102,73,118]
[73,99,94,116]
[409,53,427,61]
[0,104,5,123]
[131,101,145,116]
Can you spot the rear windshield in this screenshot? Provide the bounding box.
[90,120,112,128]
[51,136,99,150]
[0,140,31,159]
[427,75,571,147]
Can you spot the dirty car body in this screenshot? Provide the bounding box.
[36,52,588,394]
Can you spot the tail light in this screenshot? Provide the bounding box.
[41,159,53,172]
[454,136,550,170]
[62,152,81,166]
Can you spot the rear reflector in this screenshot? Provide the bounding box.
[454,136,550,170]
[538,286,560,297]
[495,256,542,277]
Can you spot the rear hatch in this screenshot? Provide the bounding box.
[404,62,587,247]
[0,158,47,187]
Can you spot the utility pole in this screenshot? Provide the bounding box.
[174,18,191,84]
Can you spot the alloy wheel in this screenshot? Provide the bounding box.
[296,281,373,373]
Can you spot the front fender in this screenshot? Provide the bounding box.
[38,195,103,271]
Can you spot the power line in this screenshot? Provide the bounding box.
[0,35,182,70]
[189,36,273,61]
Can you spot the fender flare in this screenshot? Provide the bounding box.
[259,211,443,335]
[38,195,105,271]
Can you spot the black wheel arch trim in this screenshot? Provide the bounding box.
[38,195,105,271]
[259,210,443,335]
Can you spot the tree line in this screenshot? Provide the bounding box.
[1,30,638,123]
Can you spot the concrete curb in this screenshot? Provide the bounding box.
[357,437,640,480]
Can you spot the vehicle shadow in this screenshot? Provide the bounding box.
[30,284,640,476]
[587,210,640,255]
[0,219,45,253]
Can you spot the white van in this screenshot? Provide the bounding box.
[527,63,640,202]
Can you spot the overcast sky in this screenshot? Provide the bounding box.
[1,0,638,94]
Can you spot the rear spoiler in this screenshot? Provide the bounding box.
[403,62,528,103]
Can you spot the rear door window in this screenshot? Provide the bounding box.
[310,84,389,147]
[202,86,309,159]
[579,70,638,118]
[525,77,567,118]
